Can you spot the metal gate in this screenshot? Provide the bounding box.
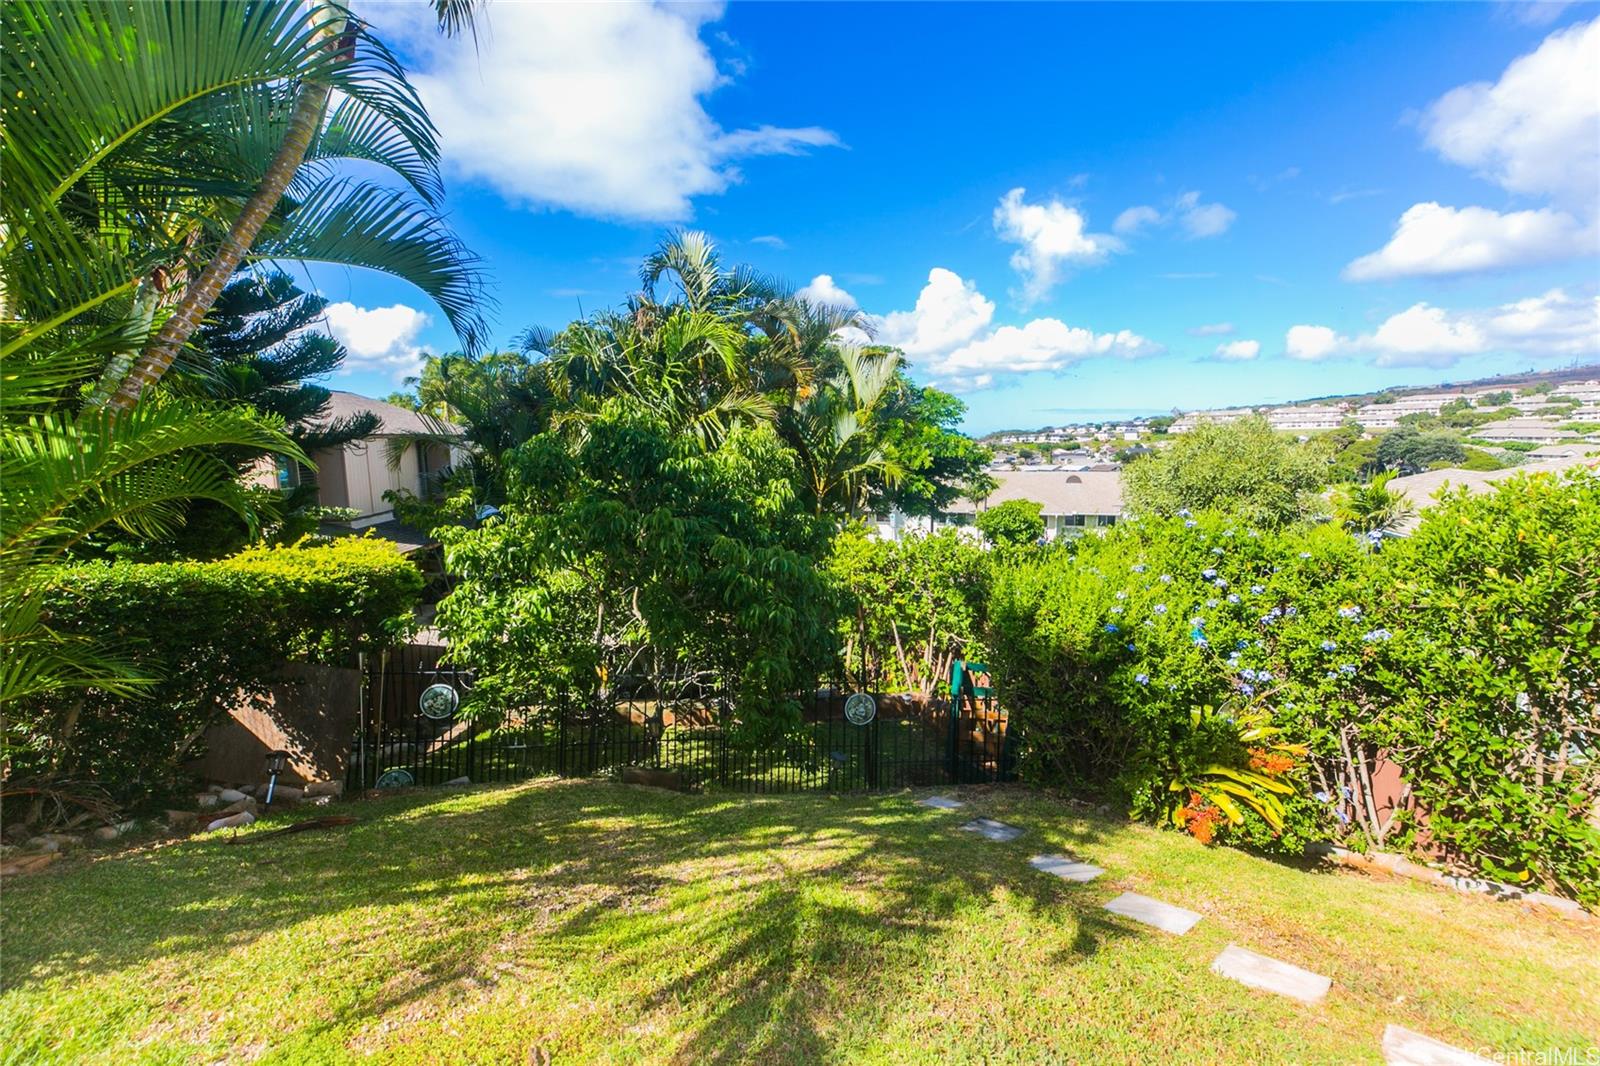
[349,648,1015,794]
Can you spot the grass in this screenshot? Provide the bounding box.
[2,780,1595,1064]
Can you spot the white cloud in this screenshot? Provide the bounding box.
[376,3,839,221]
[1344,201,1594,280]
[321,302,433,380]
[869,268,1158,389]
[795,274,858,310]
[1285,324,1343,362]
[1175,191,1237,238]
[1112,191,1236,241]
[992,187,1122,303]
[1283,289,1599,367]
[1421,15,1600,207]
[1213,339,1261,361]
[1114,205,1162,236]
[749,234,787,249]
[1187,322,1235,336]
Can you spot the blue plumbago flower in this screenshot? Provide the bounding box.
[1206,597,1220,608]
[1247,530,1260,539]
[1240,667,1259,681]
[1236,639,1250,649]
[1298,551,1312,560]
[1282,700,1295,711]
[1338,603,1362,619]
[1202,568,1217,579]
[1190,616,1206,626]
[1135,673,1150,685]
[1223,529,1236,538]
[1104,623,1120,634]
[1115,590,1128,600]
[1159,574,1173,584]
[1250,585,1265,595]
[1213,577,1228,589]
[1152,603,1168,615]
[1226,653,1241,666]
[1285,606,1297,617]
[1313,790,1331,803]
[1126,642,1137,652]
[1143,619,1155,627]
[1238,682,1255,696]
[1212,546,1225,556]
[1227,593,1241,604]
[1362,628,1392,643]
[1334,807,1351,824]
[1320,639,1338,651]
[1177,508,1192,518]
[1132,564,1148,573]
[1110,605,1125,615]
[1338,663,1358,676]
[1257,670,1274,682]
[1184,519,1198,528]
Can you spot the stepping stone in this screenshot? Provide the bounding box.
[1029,854,1104,882]
[1102,891,1201,934]
[917,795,964,810]
[959,818,1022,842]
[1210,944,1330,1004]
[1381,1024,1496,1066]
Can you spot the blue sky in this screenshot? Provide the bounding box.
[314,1,1600,433]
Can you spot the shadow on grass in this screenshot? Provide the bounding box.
[1,780,1132,1062]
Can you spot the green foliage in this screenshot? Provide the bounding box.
[827,526,988,694]
[1376,426,1465,472]
[1121,417,1326,527]
[975,500,1044,551]
[1457,446,1507,471]
[1480,390,1513,406]
[1518,382,1555,397]
[6,538,422,807]
[870,378,993,517]
[1489,440,1540,453]
[1332,472,1413,534]
[1146,415,1175,434]
[439,408,839,727]
[1561,422,1600,434]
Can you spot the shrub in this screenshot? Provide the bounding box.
[1121,417,1326,527]
[7,538,422,810]
[975,499,1043,550]
[828,526,988,694]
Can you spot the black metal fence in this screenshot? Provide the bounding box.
[348,645,1016,794]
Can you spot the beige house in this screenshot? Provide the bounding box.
[879,467,1124,542]
[295,392,464,529]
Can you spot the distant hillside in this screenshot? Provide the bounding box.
[1283,363,1600,409]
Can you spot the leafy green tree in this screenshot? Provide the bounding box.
[1375,426,1465,473]
[1332,472,1412,535]
[779,347,903,516]
[976,500,1045,550]
[1481,390,1513,406]
[871,374,994,517]
[1121,417,1325,527]
[438,407,840,728]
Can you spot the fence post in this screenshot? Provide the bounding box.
[948,659,962,784]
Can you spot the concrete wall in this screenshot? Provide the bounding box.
[191,662,361,786]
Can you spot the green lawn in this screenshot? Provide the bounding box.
[2,780,1595,1064]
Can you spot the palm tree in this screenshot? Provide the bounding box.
[779,347,904,516]
[1,0,487,410]
[1333,471,1414,535]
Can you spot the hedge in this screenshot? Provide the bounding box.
[987,470,1600,905]
[6,537,422,808]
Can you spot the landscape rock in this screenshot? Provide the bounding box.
[216,788,248,803]
[265,785,304,803]
[196,793,220,810]
[215,796,258,817]
[304,780,344,798]
[204,811,256,832]
[24,836,60,854]
[92,821,135,841]
[166,810,199,829]
[444,776,472,786]
[0,853,59,877]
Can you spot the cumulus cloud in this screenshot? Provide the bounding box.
[1348,17,1600,280]
[749,235,787,249]
[1421,16,1600,207]
[1283,289,1599,367]
[1112,191,1236,242]
[1344,202,1594,280]
[870,268,1158,389]
[321,302,433,380]
[1187,322,1236,336]
[1213,339,1261,361]
[796,274,858,310]
[992,188,1122,303]
[373,3,839,222]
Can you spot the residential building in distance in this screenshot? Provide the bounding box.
[876,467,1123,542]
[304,392,465,529]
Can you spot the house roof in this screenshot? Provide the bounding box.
[1387,453,1599,532]
[945,468,1123,517]
[322,391,464,438]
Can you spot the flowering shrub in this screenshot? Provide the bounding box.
[990,469,1600,903]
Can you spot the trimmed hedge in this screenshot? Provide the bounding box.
[988,470,1600,904]
[7,538,422,807]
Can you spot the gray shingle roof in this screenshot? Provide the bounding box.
[322,391,464,438]
[944,468,1123,517]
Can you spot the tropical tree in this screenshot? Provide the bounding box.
[1,0,486,412]
[1122,416,1327,528]
[1332,471,1413,535]
[779,346,903,516]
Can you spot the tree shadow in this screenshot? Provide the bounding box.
[1,780,1136,1062]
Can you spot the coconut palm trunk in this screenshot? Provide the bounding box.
[101,30,341,412]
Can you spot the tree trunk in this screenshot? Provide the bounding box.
[102,22,341,411]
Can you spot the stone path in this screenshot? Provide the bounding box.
[1210,944,1331,1004]
[959,818,1022,842]
[1102,891,1202,934]
[917,797,1509,1059]
[1380,1025,1497,1066]
[1029,854,1104,883]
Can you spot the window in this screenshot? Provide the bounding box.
[274,455,301,491]
[1057,514,1086,527]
